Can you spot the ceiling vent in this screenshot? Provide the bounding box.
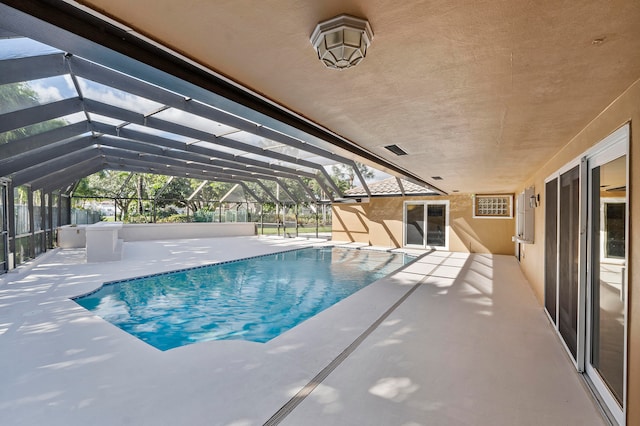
[384,144,408,156]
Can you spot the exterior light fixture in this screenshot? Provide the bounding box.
[529,193,539,208]
[310,14,373,70]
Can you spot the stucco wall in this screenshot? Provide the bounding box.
[517,78,639,424]
[332,194,515,255]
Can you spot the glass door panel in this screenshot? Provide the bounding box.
[426,205,446,246]
[558,165,580,360]
[544,178,558,323]
[589,154,626,411]
[405,204,424,246]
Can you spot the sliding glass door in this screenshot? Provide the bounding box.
[404,201,449,249]
[544,125,628,425]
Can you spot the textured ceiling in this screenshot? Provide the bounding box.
[79,0,640,193]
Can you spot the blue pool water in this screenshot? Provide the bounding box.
[74,247,414,350]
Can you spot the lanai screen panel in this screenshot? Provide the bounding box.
[0,30,369,200]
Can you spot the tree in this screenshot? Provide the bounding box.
[331,162,376,191]
[74,171,137,220]
[153,178,232,212]
[75,175,219,218]
[0,83,67,145]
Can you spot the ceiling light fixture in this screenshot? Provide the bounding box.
[310,14,373,70]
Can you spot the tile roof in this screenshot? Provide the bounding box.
[344,177,436,197]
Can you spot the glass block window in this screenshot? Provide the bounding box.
[474,194,513,218]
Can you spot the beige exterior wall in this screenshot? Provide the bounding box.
[517,78,640,424]
[332,194,515,255]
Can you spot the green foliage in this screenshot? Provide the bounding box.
[153,177,190,208]
[74,172,244,222]
[331,162,375,191]
[0,83,68,145]
[261,202,276,213]
[13,185,29,204]
[153,206,179,219]
[0,82,38,108]
[157,214,190,223]
[192,210,214,222]
[126,213,150,224]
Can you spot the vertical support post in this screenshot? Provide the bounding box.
[58,191,62,231]
[277,202,280,237]
[295,203,299,237]
[39,190,45,254]
[282,203,286,237]
[322,203,326,225]
[68,196,72,225]
[316,202,319,238]
[7,181,15,269]
[47,192,53,248]
[27,186,35,260]
[260,203,264,235]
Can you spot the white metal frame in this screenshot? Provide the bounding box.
[584,125,629,426]
[403,200,450,250]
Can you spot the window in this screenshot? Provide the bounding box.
[473,194,513,218]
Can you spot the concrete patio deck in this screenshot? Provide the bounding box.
[0,236,605,425]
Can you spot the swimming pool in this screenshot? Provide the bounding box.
[74,247,414,350]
